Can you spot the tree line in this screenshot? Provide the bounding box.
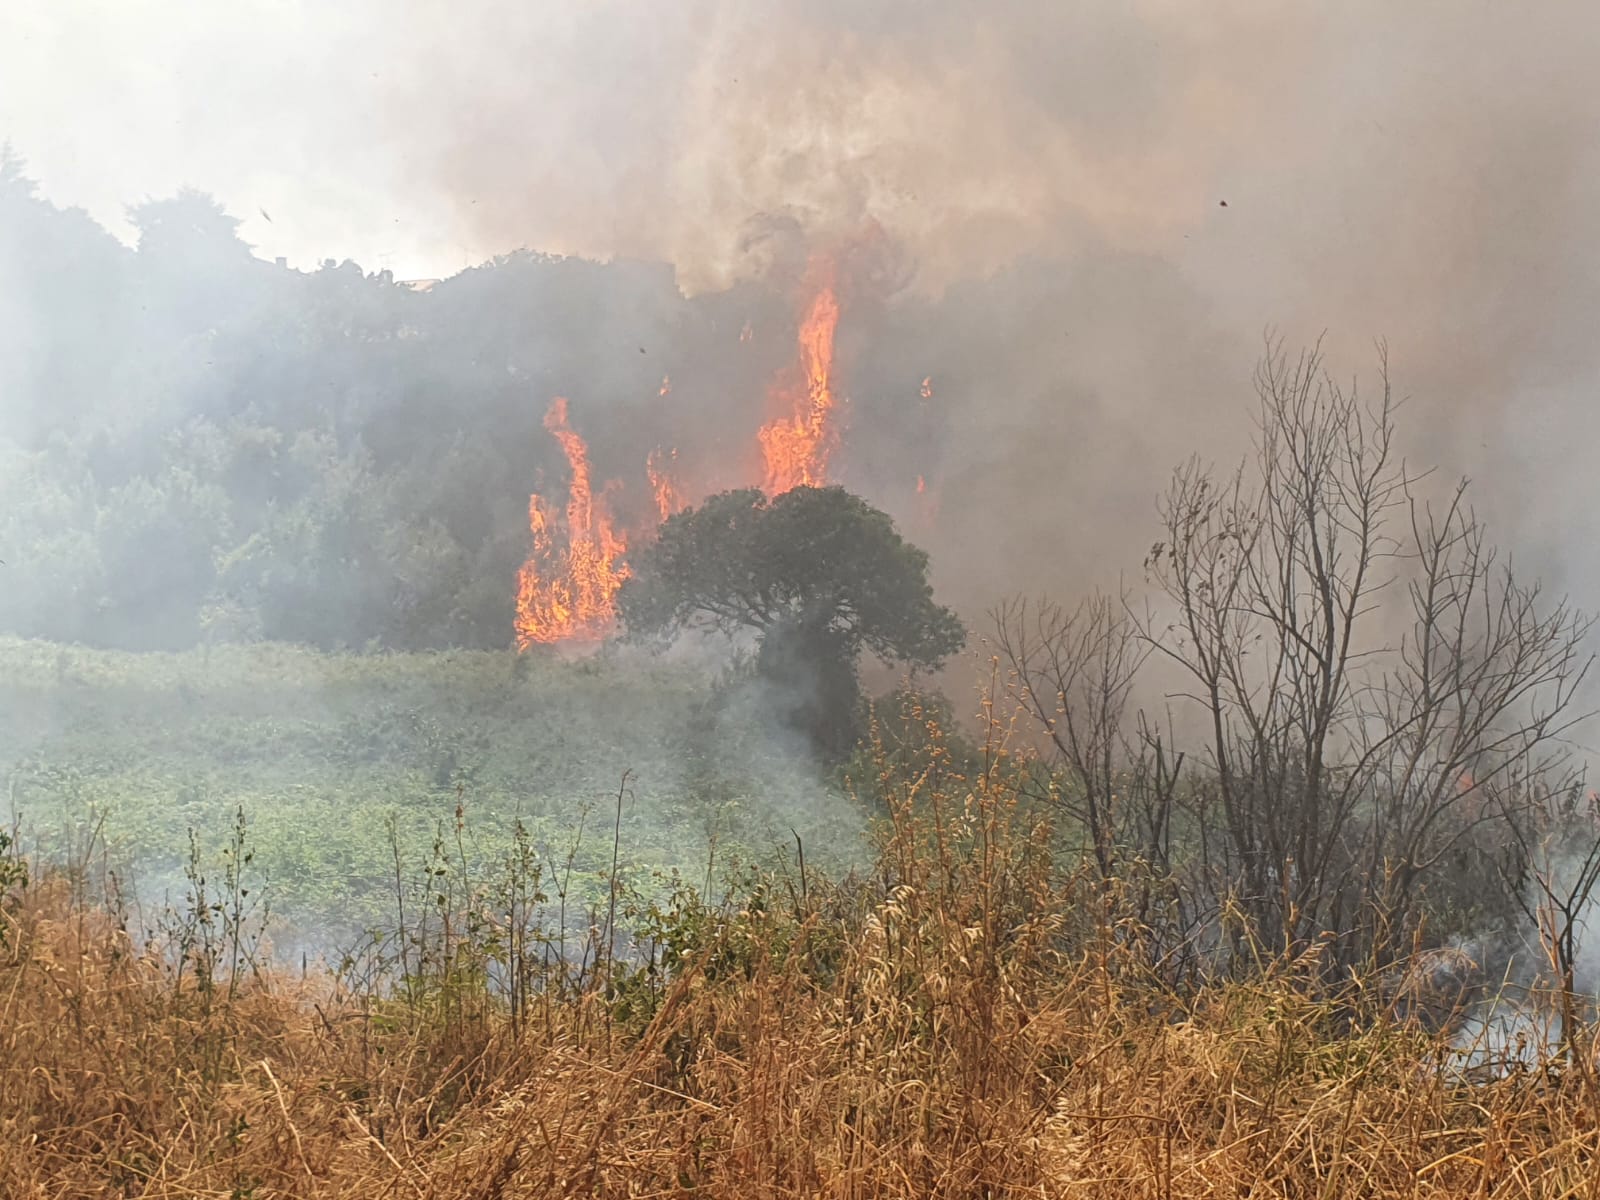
[0,152,804,650]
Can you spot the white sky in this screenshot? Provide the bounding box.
[0,1,1321,284]
[0,1,490,277]
[4,0,1599,331]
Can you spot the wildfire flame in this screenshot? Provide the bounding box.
[758,263,841,494]
[646,446,686,523]
[512,246,925,648]
[514,397,630,647]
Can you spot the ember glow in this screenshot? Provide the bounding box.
[514,397,631,647]
[758,261,842,494]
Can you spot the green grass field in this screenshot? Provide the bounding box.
[0,637,868,946]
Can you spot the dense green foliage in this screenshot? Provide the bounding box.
[620,486,965,757]
[0,152,795,651]
[0,637,867,944]
[3,148,1206,657]
[0,152,1006,654]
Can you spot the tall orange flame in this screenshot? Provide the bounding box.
[514,397,630,647]
[646,446,686,523]
[758,263,841,494]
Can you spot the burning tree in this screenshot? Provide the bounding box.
[514,397,630,648]
[509,250,869,652]
[758,259,842,493]
[618,486,965,758]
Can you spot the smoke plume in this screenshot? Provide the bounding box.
[8,5,1600,592]
[343,1,1600,611]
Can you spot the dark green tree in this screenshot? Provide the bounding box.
[619,486,966,758]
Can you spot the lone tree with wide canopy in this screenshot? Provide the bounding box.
[619,486,965,757]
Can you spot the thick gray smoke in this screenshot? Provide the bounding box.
[359,1,1600,611]
[7,2,1600,610]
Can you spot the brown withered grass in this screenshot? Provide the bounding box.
[3,717,1599,1198]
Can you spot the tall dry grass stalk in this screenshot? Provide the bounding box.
[1,703,1597,1198]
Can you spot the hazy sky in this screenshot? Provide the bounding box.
[0,0,1229,282]
[1,1,473,276]
[0,1,1483,290]
[6,2,1592,302]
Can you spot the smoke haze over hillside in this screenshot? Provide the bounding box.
[6,1,1600,617]
[6,1,1600,1073]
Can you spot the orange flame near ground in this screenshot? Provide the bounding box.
[514,397,630,647]
[647,446,686,523]
[921,376,933,399]
[758,264,841,494]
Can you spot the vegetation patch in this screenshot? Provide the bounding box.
[0,637,868,944]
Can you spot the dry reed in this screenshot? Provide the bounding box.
[2,713,1597,1199]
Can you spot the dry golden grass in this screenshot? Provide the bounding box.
[3,730,1599,1199]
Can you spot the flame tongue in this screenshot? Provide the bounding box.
[514,396,630,647]
[759,262,841,494]
[647,446,686,523]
